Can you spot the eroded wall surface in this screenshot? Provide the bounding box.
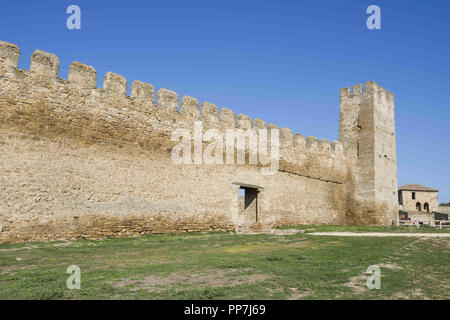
[339,82,399,225]
[0,41,351,242]
[437,206,450,214]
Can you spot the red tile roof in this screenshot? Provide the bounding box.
[398,184,439,192]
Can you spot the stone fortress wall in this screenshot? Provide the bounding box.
[437,206,450,214]
[339,83,399,226]
[0,41,398,242]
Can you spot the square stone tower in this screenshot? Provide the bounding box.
[339,81,399,225]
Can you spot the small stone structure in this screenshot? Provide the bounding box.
[398,184,439,213]
[0,40,399,242]
[398,184,440,225]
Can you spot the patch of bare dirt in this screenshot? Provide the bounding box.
[222,240,310,254]
[392,288,430,300]
[111,268,269,292]
[53,241,73,247]
[287,287,313,300]
[0,245,39,252]
[0,264,37,273]
[343,274,368,294]
[420,237,450,249]
[377,263,403,270]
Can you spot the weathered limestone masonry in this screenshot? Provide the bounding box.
[339,84,399,225]
[437,206,450,215]
[0,41,398,242]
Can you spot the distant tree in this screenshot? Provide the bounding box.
[439,202,450,206]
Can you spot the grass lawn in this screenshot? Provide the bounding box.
[0,225,448,300]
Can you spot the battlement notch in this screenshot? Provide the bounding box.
[331,141,343,157]
[319,139,331,153]
[219,108,236,127]
[157,88,179,112]
[131,80,155,102]
[294,133,306,148]
[280,128,293,146]
[180,96,200,121]
[253,118,267,129]
[340,83,364,99]
[0,41,20,70]
[237,114,252,129]
[201,102,219,124]
[103,72,127,96]
[306,136,319,152]
[30,49,60,78]
[68,62,97,88]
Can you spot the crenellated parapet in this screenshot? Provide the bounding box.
[2,40,395,243]
[104,72,127,96]
[0,40,346,183]
[180,95,200,121]
[157,88,179,112]
[30,49,60,78]
[236,114,251,130]
[131,80,155,104]
[0,41,20,70]
[69,62,97,88]
[201,102,219,125]
[219,108,236,127]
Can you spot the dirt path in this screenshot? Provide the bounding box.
[309,232,450,238]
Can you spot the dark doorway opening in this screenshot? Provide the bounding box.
[234,182,263,231]
[238,187,259,223]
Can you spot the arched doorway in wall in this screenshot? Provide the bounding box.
[416,202,422,211]
[424,203,429,212]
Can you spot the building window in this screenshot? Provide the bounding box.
[412,192,416,200]
[416,202,421,211]
[424,203,429,212]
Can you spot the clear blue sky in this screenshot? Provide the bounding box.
[1,0,449,202]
